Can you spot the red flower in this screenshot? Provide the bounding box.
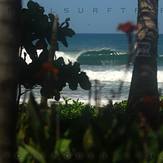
[35,62,59,80]
[117,22,138,33]
[42,62,59,75]
[142,96,158,106]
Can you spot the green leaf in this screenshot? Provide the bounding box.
[18,146,29,163]
[24,144,46,163]
[158,151,163,163]
[83,127,94,151]
[55,138,71,159]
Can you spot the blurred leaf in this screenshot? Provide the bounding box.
[113,145,124,163]
[83,126,94,151]
[18,146,29,163]
[24,144,46,163]
[158,151,163,163]
[55,138,71,157]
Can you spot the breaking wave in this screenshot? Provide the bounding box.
[56,48,163,66]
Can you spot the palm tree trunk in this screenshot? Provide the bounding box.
[0,0,21,162]
[128,0,159,121]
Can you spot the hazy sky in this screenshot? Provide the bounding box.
[22,0,163,33]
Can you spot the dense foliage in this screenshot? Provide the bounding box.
[17,94,163,163]
[18,0,91,101]
[20,0,75,60]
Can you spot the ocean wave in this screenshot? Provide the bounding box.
[56,48,163,66]
[77,48,128,65]
[23,48,163,67]
[54,48,127,65]
[55,51,77,63]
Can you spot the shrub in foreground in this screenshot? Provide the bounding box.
[17,95,163,163]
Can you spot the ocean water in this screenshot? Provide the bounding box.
[24,34,163,105]
[55,34,163,105]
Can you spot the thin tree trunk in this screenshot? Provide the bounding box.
[128,0,159,121]
[0,0,21,162]
[49,16,58,61]
[41,16,58,105]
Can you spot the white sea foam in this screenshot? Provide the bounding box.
[83,69,163,83]
[84,69,132,82]
[158,71,163,83]
[55,51,77,63]
[21,49,43,64]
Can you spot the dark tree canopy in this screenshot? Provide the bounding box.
[20,0,75,61]
[18,0,91,101]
